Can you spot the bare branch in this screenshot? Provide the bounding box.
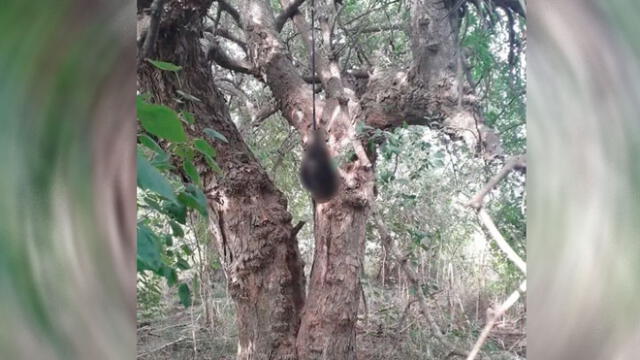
[346,24,402,34]
[253,102,280,125]
[207,41,254,75]
[466,281,527,360]
[477,208,527,274]
[275,0,306,32]
[467,155,526,210]
[216,0,241,25]
[213,28,248,52]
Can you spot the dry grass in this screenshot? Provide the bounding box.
[137,281,525,360]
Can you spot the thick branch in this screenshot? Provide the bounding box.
[213,28,248,52]
[217,0,241,25]
[275,0,306,32]
[207,41,254,75]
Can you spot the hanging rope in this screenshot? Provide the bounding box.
[310,0,317,130]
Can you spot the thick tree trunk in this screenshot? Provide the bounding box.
[236,2,376,358]
[137,1,305,358]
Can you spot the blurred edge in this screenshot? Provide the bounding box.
[0,0,136,359]
[529,0,640,359]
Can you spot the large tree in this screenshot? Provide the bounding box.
[136,0,525,359]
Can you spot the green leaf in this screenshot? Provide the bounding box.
[162,266,178,287]
[181,244,193,256]
[204,128,228,143]
[147,59,182,72]
[203,154,222,174]
[176,257,190,270]
[137,224,163,272]
[183,160,201,186]
[137,97,187,142]
[138,135,164,154]
[177,185,208,216]
[194,138,216,158]
[165,201,187,224]
[137,152,177,202]
[181,111,195,124]
[178,283,192,308]
[174,143,195,160]
[170,221,184,237]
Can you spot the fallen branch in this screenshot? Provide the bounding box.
[466,281,526,360]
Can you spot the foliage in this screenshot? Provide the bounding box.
[136,60,224,311]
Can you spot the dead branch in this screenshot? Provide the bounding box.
[477,208,526,274]
[466,281,526,360]
[467,155,526,210]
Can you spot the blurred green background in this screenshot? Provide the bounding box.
[0,0,136,359]
[0,0,639,359]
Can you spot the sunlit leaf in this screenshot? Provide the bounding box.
[137,97,187,142]
[147,59,182,72]
[137,152,177,202]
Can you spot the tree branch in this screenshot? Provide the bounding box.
[467,155,526,210]
[476,208,527,274]
[207,41,254,75]
[216,0,241,25]
[275,0,306,32]
[466,281,526,360]
[212,28,248,52]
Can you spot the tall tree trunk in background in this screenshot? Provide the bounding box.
[137,1,305,358]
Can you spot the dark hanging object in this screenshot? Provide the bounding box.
[299,0,338,203]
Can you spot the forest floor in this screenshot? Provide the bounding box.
[137,284,525,360]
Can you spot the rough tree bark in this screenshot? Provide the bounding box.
[137,1,305,359]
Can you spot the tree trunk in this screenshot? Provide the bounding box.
[137,1,305,358]
[235,2,376,358]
